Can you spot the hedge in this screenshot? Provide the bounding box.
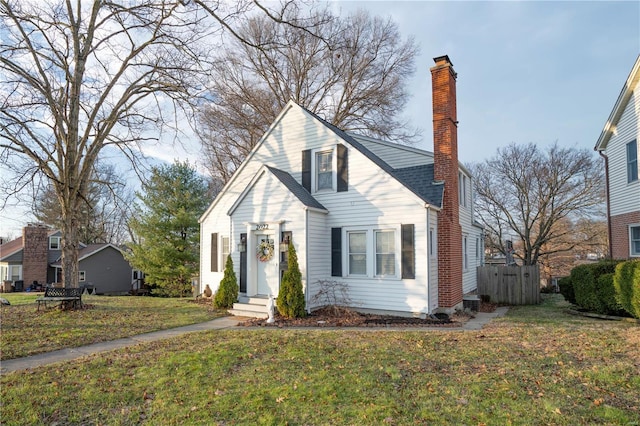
[613,260,640,319]
[570,260,623,315]
[558,276,575,304]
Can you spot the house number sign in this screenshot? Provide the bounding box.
[255,223,269,231]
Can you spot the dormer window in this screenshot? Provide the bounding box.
[49,236,61,250]
[316,151,333,191]
[302,144,348,194]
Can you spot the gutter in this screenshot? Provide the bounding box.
[598,151,613,258]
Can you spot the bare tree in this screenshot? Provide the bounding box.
[470,142,605,266]
[33,163,134,245]
[0,0,297,289]
[198,7,419,183]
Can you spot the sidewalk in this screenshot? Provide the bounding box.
[0,307,508,375]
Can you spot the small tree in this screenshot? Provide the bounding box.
[127,161,208,297]
[277,242,306,318]
[214,255,238,309]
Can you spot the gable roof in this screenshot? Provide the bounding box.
[50,244,125,267]
[393,164,444,208]
[301,106,444,209]
[228,165,328,216]
[265,166,328,212]
[200,100,443,223]
[595,55,640,151]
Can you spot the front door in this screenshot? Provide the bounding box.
[256,234,277,295]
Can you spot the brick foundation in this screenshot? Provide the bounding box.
[610,211,640,259]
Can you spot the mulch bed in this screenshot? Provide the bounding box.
[238,306,478,328]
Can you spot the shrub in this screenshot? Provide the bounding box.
[214,255,238,309]
[558,276,575,304]
[277,241,306,318]
[571,260,622,315]
[595,273,625,316]
[614,260,640,319]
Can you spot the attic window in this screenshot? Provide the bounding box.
[316,151,333,191]
[627,140,638,183]
[49,236,60,250]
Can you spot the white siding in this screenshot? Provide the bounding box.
[351,134,434,169]
[312,143,430,315]
[306,210,329,310]
[427,208,439,311]
[200,103,471,315]
[605,88,640,217]
[459,170,482,294]
[229,172,308,296]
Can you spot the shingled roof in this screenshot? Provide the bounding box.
[301,106,444,208]
[266,166,328,212]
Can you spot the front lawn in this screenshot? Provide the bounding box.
[1,295,638,425]
[0,294,225,360]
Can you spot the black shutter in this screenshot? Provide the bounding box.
[401,224,415,279]
[239,233,247,293]
[302,149,311,192]
[211,233,218,272]
[337,144,348,192]
[331,227,342,277]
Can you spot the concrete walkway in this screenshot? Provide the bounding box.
[0,307,508,375]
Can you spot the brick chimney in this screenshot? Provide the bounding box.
[22,224,49,286]
[431,55,463,310]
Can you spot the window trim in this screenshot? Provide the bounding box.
[463,235,469,271]
[458,171,467,207]
[49,236,61,250]
[627,140,638,183]
[79,271,86,282]
[630,224,640,257]
[375,229,396,277]
[343,226,401,279]
[347,230,367,277]
[220,235,230,269]
[311,146,337,193]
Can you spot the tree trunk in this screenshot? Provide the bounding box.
[61,198,81,289]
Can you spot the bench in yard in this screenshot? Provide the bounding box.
[36,287,83,311]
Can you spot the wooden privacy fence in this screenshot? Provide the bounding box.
[477,265,541,305]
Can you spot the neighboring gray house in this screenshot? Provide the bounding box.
[0,223,135,294]
[50,244,134,295]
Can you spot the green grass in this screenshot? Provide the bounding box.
[1,294,638,425]
[0,294,225,360]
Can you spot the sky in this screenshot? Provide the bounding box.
[332,0,640,163]
[1,0,639,238]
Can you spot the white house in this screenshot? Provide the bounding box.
[199,55,484,317]
[595,55,640,259]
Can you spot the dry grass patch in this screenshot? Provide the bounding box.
[1,295,638,425]
[0,294,225,360]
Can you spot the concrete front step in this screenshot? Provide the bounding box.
[230,296,271,319]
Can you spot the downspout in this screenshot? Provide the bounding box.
[425,206,431,314]
[305,209,310,314]
[599,151,613,258]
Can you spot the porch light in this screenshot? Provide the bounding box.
[279,235,290,252]
[237,235,247,252]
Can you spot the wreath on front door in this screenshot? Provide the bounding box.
[257,240,274,262]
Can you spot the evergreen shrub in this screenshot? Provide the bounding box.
[214,255,238,309]
[614,260,640,319]
[558,276,575,304]
[571,260,623,315]
[277,242,306,318]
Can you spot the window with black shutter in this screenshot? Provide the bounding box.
[211,233,219,272]
[302,149,311,192]
[401,224,415,279]
[337,144,348,192]
[331,227,342,277]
